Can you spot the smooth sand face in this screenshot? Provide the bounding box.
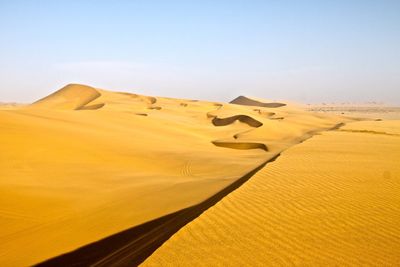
[143,120,400,266]
[0,84,345,266]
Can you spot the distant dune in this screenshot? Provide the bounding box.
[230,95,286,108]
[31,84,103,110]
[1,84,399,266]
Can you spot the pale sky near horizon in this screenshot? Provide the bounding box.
[0,0,399,104]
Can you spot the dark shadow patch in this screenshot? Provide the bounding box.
[212,115,263,128]
[212,141,268,151]
[147,106,161,110]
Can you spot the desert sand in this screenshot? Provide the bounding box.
[0,84,344,266]
[143,119,400,266]
[1,84,399,266]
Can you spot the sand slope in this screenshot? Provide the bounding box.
[143,120,400,266]
[31,84,102,110]
[0,84,345,266]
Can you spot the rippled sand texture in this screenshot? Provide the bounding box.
[0,84,344,266]
[143,120,400,266]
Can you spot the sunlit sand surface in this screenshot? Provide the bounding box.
[0,84,347,266]
[143,120,400,266]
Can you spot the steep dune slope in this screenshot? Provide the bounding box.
[0,84,346,266]
[31,84,103,110]
[143,120,400,266]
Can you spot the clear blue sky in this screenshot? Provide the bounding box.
[1,0,399,104]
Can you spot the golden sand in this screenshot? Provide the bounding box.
[0,84,345,266]
[143,120,400,266]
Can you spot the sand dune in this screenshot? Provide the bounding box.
[0,84,350,266]
[143,120,400,266]
[4,85,397,265]
[31,84,103,110]
[230,95,286,108]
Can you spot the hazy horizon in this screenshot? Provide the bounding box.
[1,0,399,104]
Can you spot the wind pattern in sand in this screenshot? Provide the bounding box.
[143,121,400,266]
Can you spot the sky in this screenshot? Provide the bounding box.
[0,0,399,104]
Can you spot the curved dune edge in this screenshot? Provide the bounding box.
[210,114,265,151]
[34,157,275,267]
[77,103,105,110]
[212,115,263,127]
[230,95,286,108]
[212,141,268,151]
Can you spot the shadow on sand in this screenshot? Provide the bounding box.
[35,155,280,267]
